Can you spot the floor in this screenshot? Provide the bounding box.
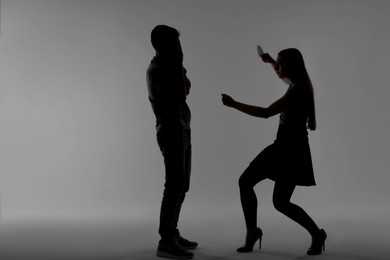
[0,210,389,260]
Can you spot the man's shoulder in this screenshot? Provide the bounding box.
[147,57,158,71]
[147,58,162,80]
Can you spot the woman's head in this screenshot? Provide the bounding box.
[276,48,307,81]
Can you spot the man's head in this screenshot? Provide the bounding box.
[151,25,182,62]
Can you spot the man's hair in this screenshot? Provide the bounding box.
[151,25,180,51]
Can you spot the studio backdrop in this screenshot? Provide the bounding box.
[0,0,389,222]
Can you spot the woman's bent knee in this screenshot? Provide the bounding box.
[273,197,292,213]
[238,174,249,189]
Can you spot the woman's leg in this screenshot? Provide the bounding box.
[237,163,267,252]
[272,182,320,237]
[238,164,268,229]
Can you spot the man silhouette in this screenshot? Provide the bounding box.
[146,25,197,259]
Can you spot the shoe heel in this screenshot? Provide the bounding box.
[322,241,325,251]
[258,227,263,250]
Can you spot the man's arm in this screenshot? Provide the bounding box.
[222,94,286,118]
[154,65,187,103]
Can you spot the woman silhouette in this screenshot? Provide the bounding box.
[222,48,326,255]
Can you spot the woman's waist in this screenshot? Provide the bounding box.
[276,123,308,141]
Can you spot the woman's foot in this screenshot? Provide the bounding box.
[237,227,263,253]
[307,229,327,255]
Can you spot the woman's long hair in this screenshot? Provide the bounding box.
[278,48,316,130]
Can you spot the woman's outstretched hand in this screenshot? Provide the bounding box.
[260,53,276,65]
[221,94,236,108]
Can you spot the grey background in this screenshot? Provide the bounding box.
[1,1,390,259]
[0,1,389,256]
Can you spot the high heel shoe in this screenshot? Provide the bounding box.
[307,229,327,255]
[237,227,263,253]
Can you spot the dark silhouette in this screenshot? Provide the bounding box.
[146,25,197,259]
[222,48,327,255]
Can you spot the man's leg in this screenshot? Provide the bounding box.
[173,131,198,249]
[157,131,193,259]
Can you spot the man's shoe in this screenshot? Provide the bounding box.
[156,241,194,259]
[175,230,198,250]
[176,235,198,250]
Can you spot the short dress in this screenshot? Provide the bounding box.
[249,81,316,186]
